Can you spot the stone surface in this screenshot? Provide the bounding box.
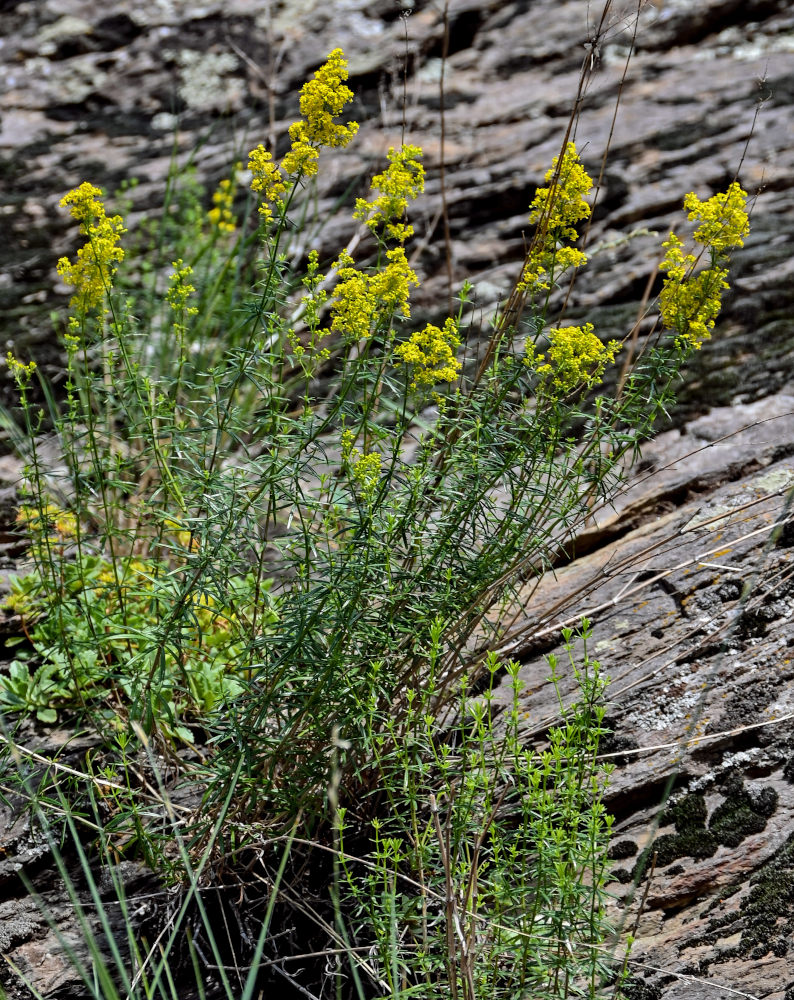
[1,0,793,421]
[490,389,794,1000]
[0,1,793,998]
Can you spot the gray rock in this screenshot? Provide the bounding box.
[0,2,793,998]
[490,388,794,1000]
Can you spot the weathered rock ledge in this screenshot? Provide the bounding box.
[1,0,793,997]
[492,391,794,1000]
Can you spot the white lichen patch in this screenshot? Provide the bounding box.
[751,466,794,495]
[28,54,108,105]
[131,0,212,23]
[173,50,242,112]
[713,25,794,60]
[37,15,92,56]
[151,111,179,132]
[683,466,794,533]
[631,669,705,732]
[682,501,738,533]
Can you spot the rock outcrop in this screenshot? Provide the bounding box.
[2,0,793,418]
[492,390,794,1000]
[1,1,793,997]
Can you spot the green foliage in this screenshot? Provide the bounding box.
[336,623,618,1000]
[3,545,276,738]
[0,44,748,1000]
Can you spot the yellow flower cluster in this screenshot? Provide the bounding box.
[659,182,749,349]
[330,247,418,342]
[354,144,425,242]
[166,259,199,341]
[394,318,462,390]
[6,354,37,386]
[535,323,619,393]
[280,140,320,179]
[341,429,382,499]
[519,143,591,293]
[292,48,359,149]
[352,452,382,495]
[248,49,358,224]
[56,182,126,312]
[207,167,240,233]
[17,502,77,542]
[684,181,750,254]
[248,146,288,225]
[659,237,728,349]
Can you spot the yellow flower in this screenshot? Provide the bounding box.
[295,48,358,149]
[281,135,320,178]
[659,241,728,350]
[684,182,750,255]
[207,168,240,233]
[16,502,77,541]
[352,451,382,494]
[535,323,619,392]
[330,251,375,342]
[56,183,126,312]
[59,181,105,227]
[330,247,418,343]
[354,144,425,242]
[394,318,461,390]
[341,429,382,500]
[530,142,592,238]
[369,247,417,318]
[519,143,592,293]
[248,51,358,220]
[247,145,287,224]
[658,184,748,349]
[280,49,358,177]
[6,354,37,386]
[166,259,198,341]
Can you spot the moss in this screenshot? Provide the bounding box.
[621,977,663,1000]
[709,774,778,848]
[635,792,716,870]
[661,793,707,831]
[691,830,794,970]
[608,839,638,860]
[736,832,794,956]
[635,778,777,877]
[654,829,718,867]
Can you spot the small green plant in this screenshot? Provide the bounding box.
[336,621,618,1000]
[0,40,749,1000]
[3,508,276,736]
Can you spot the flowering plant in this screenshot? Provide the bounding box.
[2,46,749,1000]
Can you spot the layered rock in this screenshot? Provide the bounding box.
[2,0,793,418]
[1,1,793,997]
[491,391,794,1000]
